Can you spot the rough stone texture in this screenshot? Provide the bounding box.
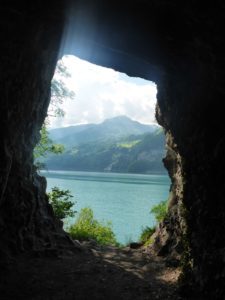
[0,2,73,257]
[1,1,225,298]
[149,131,185,261]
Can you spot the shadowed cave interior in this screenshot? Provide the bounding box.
[0,1,225,299]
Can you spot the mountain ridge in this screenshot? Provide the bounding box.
[49,116,159,147]
[44,116,166,174]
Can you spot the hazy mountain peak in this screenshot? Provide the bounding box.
[50,116,159,147]
[102,115,147,125]
[103,115,132,122]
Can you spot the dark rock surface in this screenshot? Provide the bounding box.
[0,2,71,257]
[0,1,225,298]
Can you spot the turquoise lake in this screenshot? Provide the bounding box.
[41,170,170,245]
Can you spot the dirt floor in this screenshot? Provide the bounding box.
[0,242,182,300]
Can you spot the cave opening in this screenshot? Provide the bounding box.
[38,54,171,247]
[1,1,224,299]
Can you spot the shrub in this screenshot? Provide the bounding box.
[139,200,168,244]
[150,200,168,223]
[139,226,156,244]
[48,187,76,220]
[68,207,118,246]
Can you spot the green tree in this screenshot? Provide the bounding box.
[68,207,118,246]
[48,187,76,220]
[34,125,64,160]
[34,58,75,164]
[34,59,76,223]
[49,59,75,118]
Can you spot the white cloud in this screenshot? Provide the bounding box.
[48,55,157,128]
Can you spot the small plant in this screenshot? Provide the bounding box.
[48,186,76,220]
[150,200,168,223]
[68,207,118,246]
[139,200,168,244]
[139,226,156,244]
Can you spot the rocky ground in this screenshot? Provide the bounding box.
[0,241,182,300]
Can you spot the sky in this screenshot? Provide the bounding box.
[48,55,157,129]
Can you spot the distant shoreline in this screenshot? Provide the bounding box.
[40,169,168,176]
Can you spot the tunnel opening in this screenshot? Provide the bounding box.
[0,2,187,298]
[38,54,171,248]
[1,1,225,299]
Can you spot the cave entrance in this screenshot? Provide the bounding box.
[38,54,171,246]
[4,2,224,297]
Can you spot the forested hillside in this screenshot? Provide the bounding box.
[44,116,166,174]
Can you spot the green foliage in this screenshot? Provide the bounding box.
[150,200,168,223]
[34,125,64,160]
[139,226,156,245]
[49,59,75,118]
[34,59,75,165]
[139,200,168,245]
[48,186,76,220]
[68,207,118,246]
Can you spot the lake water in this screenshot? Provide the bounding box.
[41,170,170,245]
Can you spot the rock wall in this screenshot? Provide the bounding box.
[1,1,225,298]
[156,46,225,297]
[0,2,72,257]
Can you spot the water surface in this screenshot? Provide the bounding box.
[42,170,170,244]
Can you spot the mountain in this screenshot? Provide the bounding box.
[49,116,158,148]
[44,117,166,174]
